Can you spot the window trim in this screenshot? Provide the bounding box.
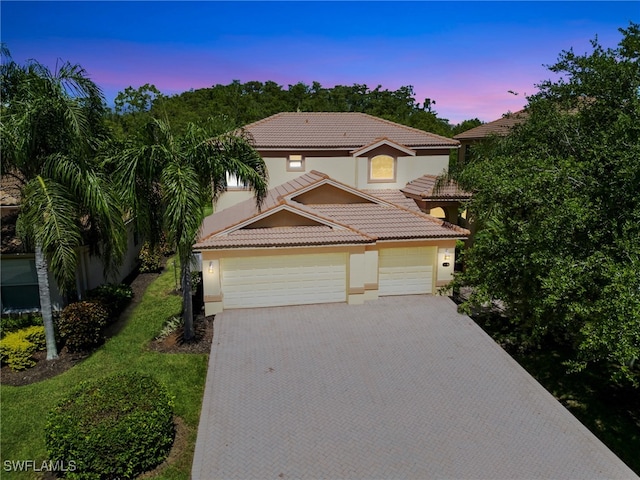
[286,154,305,172]
[367,154,397,183]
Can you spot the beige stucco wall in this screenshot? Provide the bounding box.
[214,151,452,212]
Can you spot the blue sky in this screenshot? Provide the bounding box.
[2,1,637,124]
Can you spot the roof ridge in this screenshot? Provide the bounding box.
[357,112,458,145]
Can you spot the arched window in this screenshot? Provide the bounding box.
[369,155,396,182]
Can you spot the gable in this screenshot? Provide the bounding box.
[244,209,325,229]
[292,183,376,205]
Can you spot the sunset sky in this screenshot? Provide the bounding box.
[2,1,636,124]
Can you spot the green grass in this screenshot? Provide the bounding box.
[0,263,209,479]
[473,313,640,475]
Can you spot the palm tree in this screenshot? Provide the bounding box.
[111,118,267,340]
[1,49,126,359]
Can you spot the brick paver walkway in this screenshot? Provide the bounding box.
[192,296,637,479]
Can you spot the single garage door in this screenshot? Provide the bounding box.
[222,253,347,309]
[379,247,434,296]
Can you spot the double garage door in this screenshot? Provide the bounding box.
[220,247,434,309]
[222,253,347,309]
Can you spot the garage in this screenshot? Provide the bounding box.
[378,246,434,296]
[221,253,347,309]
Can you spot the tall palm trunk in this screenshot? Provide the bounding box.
[181,256,194,341]
[35,244,58,360]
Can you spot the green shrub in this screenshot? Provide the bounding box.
[58,301,109,352]
[45,372,175,480]
[0,312,43,338]
[138,242,162,273]
[86,283,133,319]
[0,325,46,370]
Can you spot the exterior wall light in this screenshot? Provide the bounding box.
[443,249,451,261]
[208,261,215,273]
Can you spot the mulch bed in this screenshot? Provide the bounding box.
[0,263,214,387]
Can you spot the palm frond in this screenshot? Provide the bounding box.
[19,176,83,292]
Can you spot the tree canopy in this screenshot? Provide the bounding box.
[453,23,640,385]
[108,81,472,138]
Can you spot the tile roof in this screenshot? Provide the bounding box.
[243,112,459,149]
[453,110,528,140]
[401,175,472,201]
[301,203,467,241]
[197,226,372,249]
[361,189,422,211]
[195,171,469,250]
[1,173,23,206]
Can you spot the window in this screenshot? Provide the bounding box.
[287,154,305,172]
[226,172,247,190]
[0,258,40,312]
[368,155,396,182]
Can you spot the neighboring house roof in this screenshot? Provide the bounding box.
[243,112,459,150]
[1,173,23,207]
[401,175,472,202]
[453,110,528,140]
[195,171,469,250]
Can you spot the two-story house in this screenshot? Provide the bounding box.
[194,112,470,314]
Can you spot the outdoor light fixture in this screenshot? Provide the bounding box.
[208,261,214,273]
[444,249,451,261]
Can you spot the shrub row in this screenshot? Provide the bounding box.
[0,312,43,339]
[45,372,175,480]
[58,283,133,353]
[0,325,46,370]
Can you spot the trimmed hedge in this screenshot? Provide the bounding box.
[0,325,46,370]
[45,372,175,480]
[58,301,109,352]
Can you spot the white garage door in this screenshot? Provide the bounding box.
[379,247,434,296]
[222,253,347,309]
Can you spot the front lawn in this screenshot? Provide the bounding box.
[0,263,209,480]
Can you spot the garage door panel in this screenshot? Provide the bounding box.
[222,253,346,309]
[379,247,434,296]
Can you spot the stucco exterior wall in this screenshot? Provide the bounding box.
[215,151,452,212]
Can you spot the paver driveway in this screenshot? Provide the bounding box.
[192,296,636,480]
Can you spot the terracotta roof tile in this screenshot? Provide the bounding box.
[196,226,373,249]
[361,189,421,211]
[401,175,472,201]
[453,110,527,140]
[244,112,459,149]
[305,203,468,240]
[196,171,469,250]
[1,173,23,206]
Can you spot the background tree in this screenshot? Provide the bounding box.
[110,118,267,340]
[140,80,473,136]
[1,49,126,359]
[453,23,640,385]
